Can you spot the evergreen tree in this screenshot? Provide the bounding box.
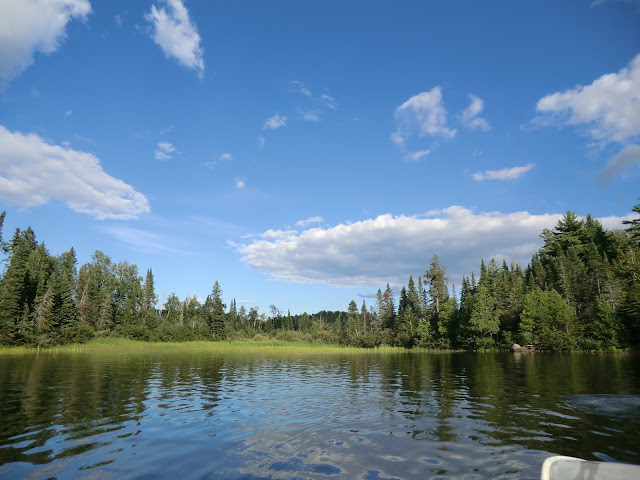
[469,283,499,349]
[142,268,158,313]
[424,255,449,315]
[622,198,640,244]
[205,281,226,339]
[361,299,368,334]
[0,227,38,344]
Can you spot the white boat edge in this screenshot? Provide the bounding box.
[540,456,584,480]
[541,455,640,480]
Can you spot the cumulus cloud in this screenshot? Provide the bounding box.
[154,141,175,160]
[0,125,149,219]
[473,163,535,181]
[145,0,204,77]
[235,178,245,189]
[234,207,631,288]
[0,0,91,85]
[459,94,490,132]
[534,53,640,144]
[391,86,457,145]
[295,216,324,227]
[264,113,287,130]
[404,150,430,162]
[597,144,640,184]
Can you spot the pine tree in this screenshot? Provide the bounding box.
[205,281,226,339]
[622,198,640,244]
[0,227,38,344]
[142,268,158,312]
[425,255,449,315]
[360,299,368,334]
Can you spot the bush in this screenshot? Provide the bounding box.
[57,323,95,344]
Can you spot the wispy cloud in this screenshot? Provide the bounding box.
[264,113,287,130]
[235,177,246,189]
[100,225,191,255]
[0,125,149,219]
[295,216,324,227]
[320,94,337,110]
[145,0,204,77]
[459,94,490,132]
[234,207,631,288]
[404,150,430,162]
[473,164,535,181]
[0,0,91,86]
[205,152,232,168]
[291,80,312,96]
[597,144,640,184]
[154,141,176,160]
[301,110,320,122]
[391,86,456,145]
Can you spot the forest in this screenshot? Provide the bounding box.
[0,201,639,350]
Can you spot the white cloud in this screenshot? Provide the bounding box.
[459,94,490,132]
[535,53,640,144]
[597,144,640,184]
[235,178,245,189]
[234,207,631,288]
[473,163,535,181]
[0,0,91,85]
[320,94,337,110]
[404,150,430,162]
[160,125,174,136]
[204,152,233,168]
[145,0,204,77]
[301,111,320,122]
[264,113,287,130]
[0,125,149,219]
[258,135,265,149]
[391,86,457,145]
[295,216,324,227]
[64,110,72,117]
[291,80,312,96]
[154,141,175,160]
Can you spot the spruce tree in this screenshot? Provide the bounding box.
[623,198,640,244]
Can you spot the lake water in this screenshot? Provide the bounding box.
[0,350,639,479]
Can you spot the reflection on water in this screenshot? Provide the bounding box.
[0,351,639,479]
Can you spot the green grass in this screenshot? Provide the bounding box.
[0,337,409,355]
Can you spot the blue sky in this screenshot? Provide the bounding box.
[1,0,639,314]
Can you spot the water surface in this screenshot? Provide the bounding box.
[1,351,639,479]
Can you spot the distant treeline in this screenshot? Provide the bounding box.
[0,201,639,350]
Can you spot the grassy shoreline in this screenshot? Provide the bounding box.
[0,337,412,355]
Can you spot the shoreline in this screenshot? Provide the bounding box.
[0,337,634,355]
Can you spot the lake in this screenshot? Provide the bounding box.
[0,350,639,479]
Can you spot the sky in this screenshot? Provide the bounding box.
[0,0,639,315]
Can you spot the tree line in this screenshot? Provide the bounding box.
[0,201,638,349]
